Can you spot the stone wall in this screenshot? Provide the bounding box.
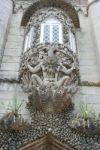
[74,9,100,113]
[0,0,12,65]
[88,0,100,73]
[0,10,24,80]
[0,82,28,119]
[0,6,25,118]
[76,12,100,83]
[72,0,100,113]
[0,0,100,115]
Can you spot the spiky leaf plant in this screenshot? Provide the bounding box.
[11,96,23,117]
[0,96,24,130]
[79,103,92,120]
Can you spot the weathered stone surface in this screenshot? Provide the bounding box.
[7,35,24,42]
[0,0,100,149]
[5,40,23,49]
[76,13,100,82]
[21,0,80,27]
[88,1,100,72]
[0,71,19,79]
[4,48,22,56]
[0,83,18,92]
[2,56,20,63]
[0,0,12,64]
[73,86,100,113]
[79,86,100,95]
[1,63,20,71]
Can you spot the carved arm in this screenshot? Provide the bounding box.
[60,63,75,75]
[27,64,41,74]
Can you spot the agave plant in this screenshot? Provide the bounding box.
[79,103,92,120]
[0,96,24,130]
[11,96,23,118]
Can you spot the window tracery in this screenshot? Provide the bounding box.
[23,8,76,53]
[40,17,62,44]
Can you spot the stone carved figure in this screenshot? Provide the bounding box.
[19,8,79,112]
[27,48,75,90]
[19,45,79,112]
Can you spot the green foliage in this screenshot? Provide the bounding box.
[1,96,23,116]
[11,96,23,115]
[79,103,92,119]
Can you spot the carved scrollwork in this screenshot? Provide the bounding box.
[19,8,79,112]
[24,7,74,48]
[19,43,79,112]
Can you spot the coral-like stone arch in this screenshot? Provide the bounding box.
[21,0,80,28]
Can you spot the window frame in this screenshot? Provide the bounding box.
[24,27,34,52]
[40,18,63,44]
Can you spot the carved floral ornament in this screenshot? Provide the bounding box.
[19,7,79,113]
[21,0,80,28]
[24,7,75,48]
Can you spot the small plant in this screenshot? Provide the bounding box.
[69,103,100,135]
[0,96,26,131]
[11,96,23,119]
[79,103,92,120]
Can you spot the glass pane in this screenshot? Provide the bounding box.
[43,24,50,43]
[52,24,59,43]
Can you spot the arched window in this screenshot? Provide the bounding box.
[40,17,63,44]
[24,27,34,52]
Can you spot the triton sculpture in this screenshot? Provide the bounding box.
[19,44,79,112]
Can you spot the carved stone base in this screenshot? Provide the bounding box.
[19,44,79,113]
[27,86,73,113]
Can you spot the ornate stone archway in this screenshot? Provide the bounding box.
[19,1,79,113]
[21,0,80,28]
